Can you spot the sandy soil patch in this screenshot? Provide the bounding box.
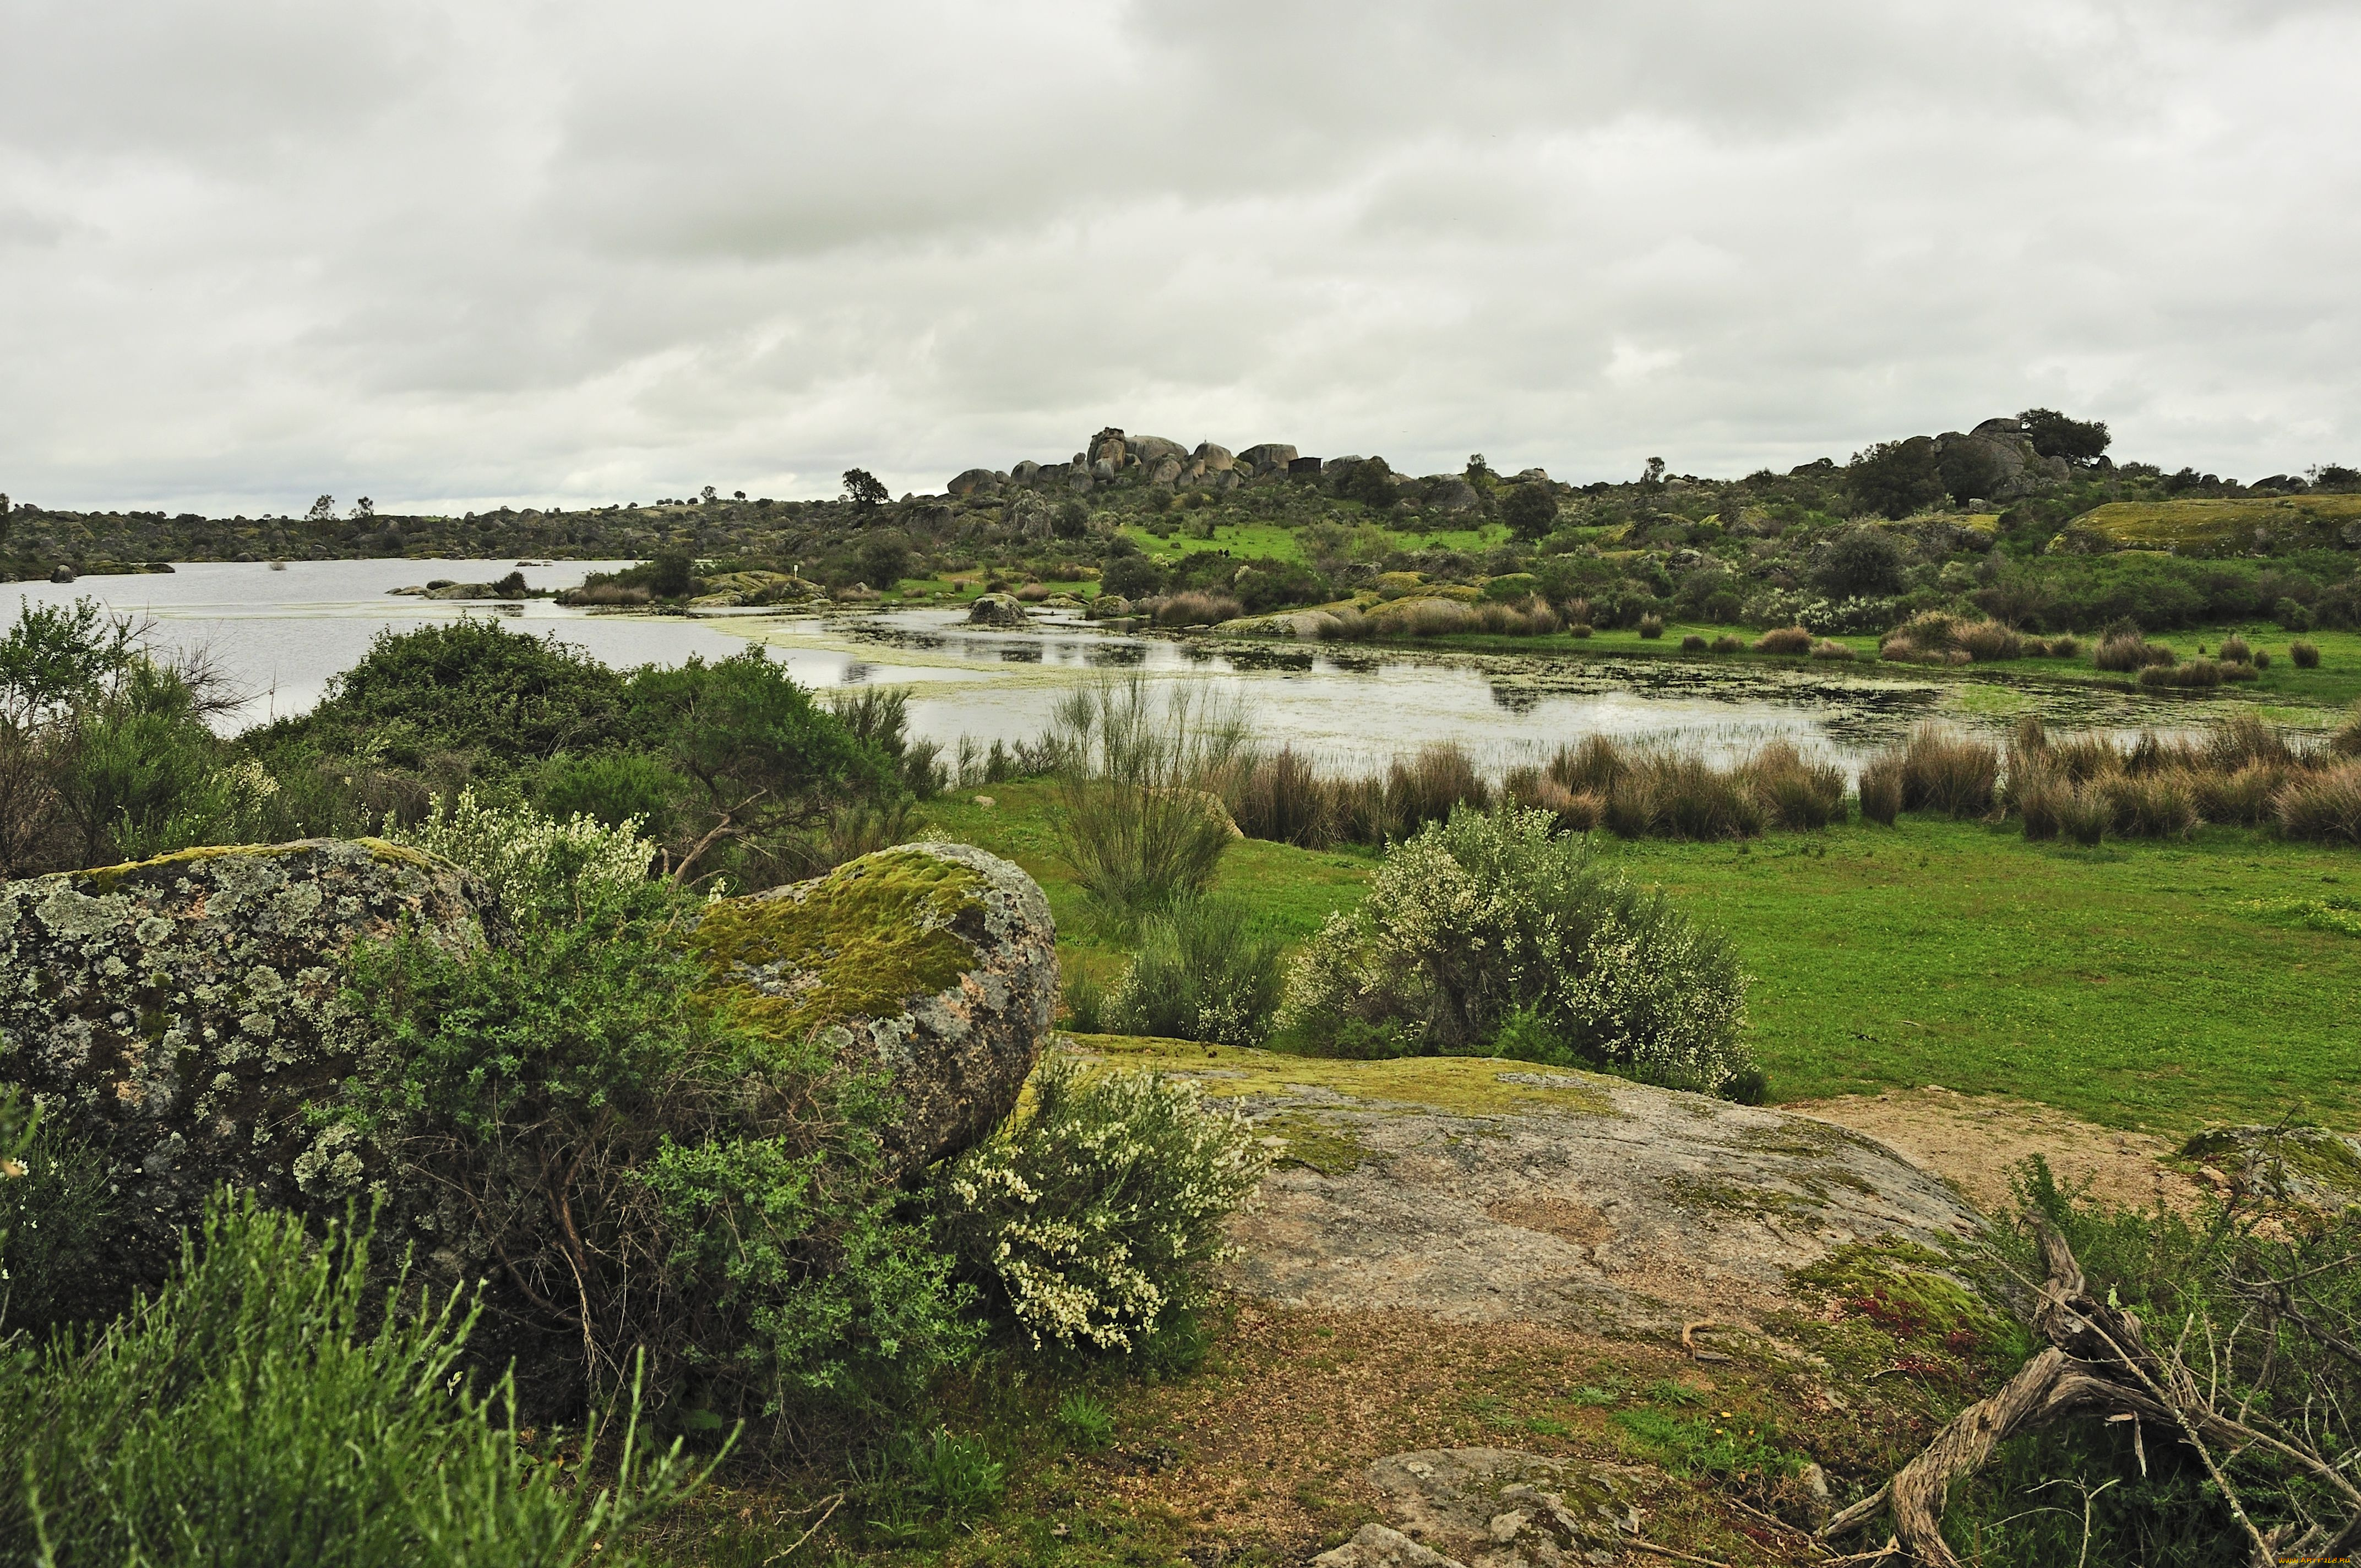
[1786,1087,2201,1214]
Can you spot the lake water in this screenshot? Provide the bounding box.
[7,559,2197,774]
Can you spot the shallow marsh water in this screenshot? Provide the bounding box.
[9,560,2220,771]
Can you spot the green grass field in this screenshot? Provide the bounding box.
[1116,516,1513,571]
[920,785,2361,1135]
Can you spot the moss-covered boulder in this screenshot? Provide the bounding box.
[693,842,1056,1177]
[0,840,493,1275]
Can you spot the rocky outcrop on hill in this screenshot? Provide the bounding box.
[693,842,1057,1176]
[0,840,495,1275]
[1069,1038,1987,1337]
[1930,416,2072,502]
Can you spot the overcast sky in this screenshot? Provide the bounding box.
[4,1,2358,514]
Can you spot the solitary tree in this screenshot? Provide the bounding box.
[700,485,717,504]
[351,497,375,520]
[841,469,888,509]
[2019,408,2111,466]
[1936,440,2004,507]
[306,495,336,522]
[1847,438,1945,520]
[1642,457,1666,485]
[1500,482,1560,541]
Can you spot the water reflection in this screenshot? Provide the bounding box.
[1,562,2248,772]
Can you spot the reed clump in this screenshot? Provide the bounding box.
[1898,725,2000,818]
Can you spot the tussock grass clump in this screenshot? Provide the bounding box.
[1605,752,1768,841]
[2189,761,2288,827]
[2096,631,2177,672]
[1879,612,2036,665]
[1504,766,1604,831]
[2099,771,2199,839]
[2333,703,2361,758]
[1680,633,1708,652]
[2217,635,2252,664]
[1388,742,1490,829]
[1710,634,1748,654]
[1638,613,1664,639]
[1226,745,1327,846]
[1568,622,1595,638]
[2276,763,2361,845]
[2290,639,2322,669]
[2057,785,2113,846]
[1899,725,1999,818]
[1857,753,1905,825]
[2139,658,2227,689]
[1743,741,1847,829]
[1809,638,1854,661]
[1753,625,1813,655]
[1153,590,1242,627]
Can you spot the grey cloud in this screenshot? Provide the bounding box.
[1,0,2357,514]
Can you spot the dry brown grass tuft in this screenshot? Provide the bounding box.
[1857,752,1904,825]
[1899,725,2000,818]
[2275,762,2361,844]
[1753,625,1813,655]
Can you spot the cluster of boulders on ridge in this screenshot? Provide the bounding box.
[948,426,1497,513]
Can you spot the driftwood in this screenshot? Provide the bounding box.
[1821,1219,2361,1567]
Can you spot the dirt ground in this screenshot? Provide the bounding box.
[1785,1087,2204,1214]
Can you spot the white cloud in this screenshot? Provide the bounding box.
[1,0,2357,513]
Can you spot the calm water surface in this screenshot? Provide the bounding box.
[8,560,2191,772]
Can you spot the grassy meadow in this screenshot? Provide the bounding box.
[921,783,2361,1136]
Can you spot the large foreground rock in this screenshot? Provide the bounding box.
[2,839,1057,1277]
[0,840,494,1266]
[1070,1038,1986,1336]
[693,842,1057,1175]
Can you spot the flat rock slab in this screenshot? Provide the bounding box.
[1072,1038,1985,1336]
[1313,1449,1656,1568]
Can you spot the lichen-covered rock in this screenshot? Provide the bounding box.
[2182,1125,2361,1208]
[692,842,1056,1176]
[1310,1450,1653,1567]
[0,840,492,1273]
[965,591,1032,628]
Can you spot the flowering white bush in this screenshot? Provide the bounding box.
[1278,805,1756,1097]
[939,1052,1269,1352]
[384,788,657,920]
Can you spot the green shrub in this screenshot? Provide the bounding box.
[1106,895,1286,1048]
[1279,806,1755,1096]
[385,787,655,919]
[347,805,974,1439]
[0,1195,705,1567]
[1049,677,1249,919]
[939,1053,1269,1353]
[1054,1392,1116,1452]
[0,1114,118,1336]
